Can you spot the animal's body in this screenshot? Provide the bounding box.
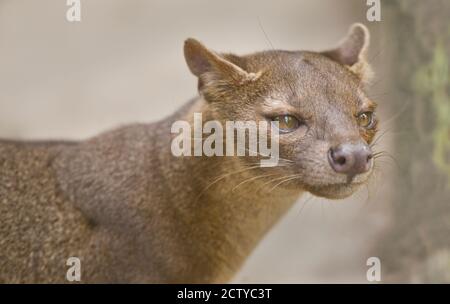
[0,24,379,283]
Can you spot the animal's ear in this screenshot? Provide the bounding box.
[322,23,373,83]
[184,38,259,86]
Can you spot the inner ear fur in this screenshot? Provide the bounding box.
[322,23,373,83]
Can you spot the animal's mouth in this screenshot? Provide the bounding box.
[305,180,366,199]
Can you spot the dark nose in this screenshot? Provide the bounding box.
[328,142,373,176]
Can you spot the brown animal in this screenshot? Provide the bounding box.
[0,23,378,283]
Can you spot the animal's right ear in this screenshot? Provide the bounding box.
[184,38,259,87]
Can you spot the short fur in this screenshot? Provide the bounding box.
[0,24,378,283]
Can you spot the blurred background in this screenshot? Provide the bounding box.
[1,0,448,282]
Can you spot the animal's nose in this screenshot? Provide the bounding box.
[328,142,373,176]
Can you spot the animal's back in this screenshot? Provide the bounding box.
[0,140,93,283]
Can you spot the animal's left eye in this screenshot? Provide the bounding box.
[357,111,375,128]
[272,115,300,132]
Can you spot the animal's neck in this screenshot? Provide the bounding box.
[166,155,302,282]
[159,99,302,281]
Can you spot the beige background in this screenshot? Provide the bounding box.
[0,0,393,282]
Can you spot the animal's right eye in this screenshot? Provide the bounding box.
[357,111,375,129]
[271,115,300,133]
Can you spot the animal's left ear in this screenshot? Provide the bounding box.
[322,23,373,84]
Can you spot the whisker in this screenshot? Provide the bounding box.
[373,150,400,166]
[194,157,292,202]
[370,127,394,148]
[296,194,315,219]
[268,174,302,192]
[231,173,281,193]
[379,99,413,127]
[194,165,263,202]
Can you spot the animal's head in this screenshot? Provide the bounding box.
[183,23,378,199]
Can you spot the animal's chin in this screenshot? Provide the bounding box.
[305,182,364,199]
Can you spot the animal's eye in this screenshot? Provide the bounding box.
[272,115,300,132]
[357,111,375,128]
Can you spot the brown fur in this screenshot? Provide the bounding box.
[0,24,378,283]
